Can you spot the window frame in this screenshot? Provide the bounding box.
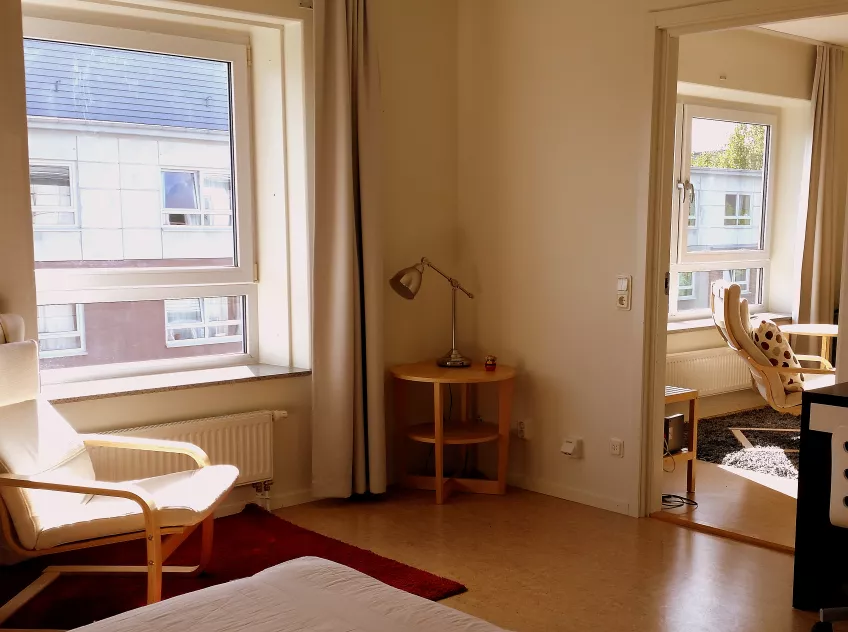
[29,160,78,230]
[24,18,259,383]
[26,18,255,294]
[669,102,776,319]
[723,193,753,227]
[161,168,234,230]
[164,296,244,348]
[37,303,87,359]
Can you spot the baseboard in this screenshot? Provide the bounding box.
[268,488,313,510]
[508,473,631,516]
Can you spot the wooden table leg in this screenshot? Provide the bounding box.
[822,336,831,366]
[687,396,698,493]
[394,377,406,487]
[458,384,468,475]
[497,378,514,494]
[434,382,445,504]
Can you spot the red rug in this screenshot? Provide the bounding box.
[0,504,466,629]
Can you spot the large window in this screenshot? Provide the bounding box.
[669,104,774,317]
[25,21,255,381]
[37,304,85,358]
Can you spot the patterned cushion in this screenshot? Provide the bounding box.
[752,319,804,392]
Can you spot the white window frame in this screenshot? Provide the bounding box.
[669,102,776,319]
[677,272,695,301]
[29,160,78,230]
[724,268,751,294]
[24,18,259,384]
[161,168,234,230]
[723,192,753,227]
[37,304,87,359]
[164,297,243,348]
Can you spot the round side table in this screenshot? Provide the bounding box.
[390,361,516,504]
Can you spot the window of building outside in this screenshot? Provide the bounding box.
[668,103,774,317]
[25,26,255,381]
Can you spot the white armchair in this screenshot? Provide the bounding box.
[0,314,239,624]
[710,283,836,415]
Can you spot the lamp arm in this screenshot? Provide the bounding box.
[420,257,474,299]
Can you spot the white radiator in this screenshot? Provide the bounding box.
[665,348,751,396]
[88,411,278,487]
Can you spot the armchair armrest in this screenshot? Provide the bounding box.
[80,433,211,468]
[0,473,158,513]
[797,354,834,370]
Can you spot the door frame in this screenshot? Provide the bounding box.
[641,0,848,516]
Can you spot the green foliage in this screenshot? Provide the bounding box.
[691,123,765,170]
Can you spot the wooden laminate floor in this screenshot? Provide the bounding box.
[277,487,827,632]
[658,458,797,552]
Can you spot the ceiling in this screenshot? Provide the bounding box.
[762,15,848,46]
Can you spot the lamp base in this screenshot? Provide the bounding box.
[437,348,472,368]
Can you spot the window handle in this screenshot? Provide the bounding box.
[677,180,694,205]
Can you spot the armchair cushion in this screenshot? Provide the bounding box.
[0,399,96,550]
[35,464,239,550]
[0,341,39,408]
[752,319,804,393]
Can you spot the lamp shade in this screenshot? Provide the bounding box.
[390,264,424,299]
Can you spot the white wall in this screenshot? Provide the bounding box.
[457,0,657,515]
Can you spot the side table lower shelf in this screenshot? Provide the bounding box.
[407,421,500,445]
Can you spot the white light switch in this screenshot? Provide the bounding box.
[616,275,632,311]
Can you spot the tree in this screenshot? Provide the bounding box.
[691,123,765,170]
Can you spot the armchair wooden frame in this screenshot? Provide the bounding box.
[710,284,835,417]
[0,434,223,628]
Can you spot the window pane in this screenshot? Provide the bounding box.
[163,171,199,210]
[672,268,763,313]
[689,118,768,253]
[24,39,236,269]
[38,296,246,371]
[37,304,85,358]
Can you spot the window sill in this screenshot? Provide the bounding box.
[42,364,311,404]
[667,312,792,334]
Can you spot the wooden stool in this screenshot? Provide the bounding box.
[391,361,516,504]
[664,385,699,492]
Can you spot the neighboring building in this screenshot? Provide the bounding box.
[675,166,765,310]
[25,39,244,369]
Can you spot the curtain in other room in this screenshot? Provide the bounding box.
[312,0,386,497]
[798,45,848,337]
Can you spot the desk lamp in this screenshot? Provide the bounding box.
[389,257,474,368]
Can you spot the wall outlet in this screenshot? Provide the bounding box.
[561,437,583,458]
[516,420,530,440]
[609,438,624,458]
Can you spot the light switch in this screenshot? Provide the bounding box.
[616,275,632,311]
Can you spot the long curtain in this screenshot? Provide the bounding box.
[312,0,386,497]
[798,45,848,335]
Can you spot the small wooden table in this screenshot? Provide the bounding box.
[779,323,838,365]
[665,385,699,493]
[391,361,516,504]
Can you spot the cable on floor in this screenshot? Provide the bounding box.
[661,494,698,510]
[663,437,676,473]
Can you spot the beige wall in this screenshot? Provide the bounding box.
[678,29,816,100]
[457,0,657,514]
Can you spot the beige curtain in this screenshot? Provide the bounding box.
[798,45,848,336]
[312,0,386,497]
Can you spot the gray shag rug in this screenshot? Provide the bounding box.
[694,407,800,480]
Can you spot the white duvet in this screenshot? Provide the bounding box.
[75,557,510,632]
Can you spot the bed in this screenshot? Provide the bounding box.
[74,557,510,632]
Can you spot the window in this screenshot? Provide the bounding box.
[669,104,774,317]
[678,272,695,300]
[724,194,752,227]
[24,22,256,382]
[724,268,750,294]
[37,304,85,358]
[30,163,76,228]
[162,170,233,227]
[165,297,243,347]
